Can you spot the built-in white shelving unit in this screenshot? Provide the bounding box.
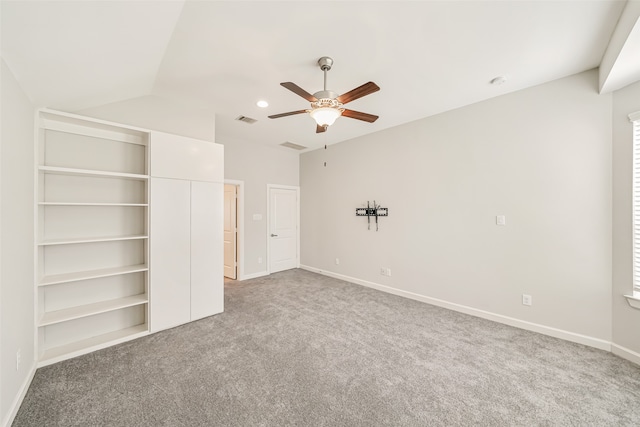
[36,109,151,366]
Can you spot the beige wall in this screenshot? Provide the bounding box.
[221,135,299,277]
[1,59,35,426]
[301,70,613,345]
[612,79,640,356]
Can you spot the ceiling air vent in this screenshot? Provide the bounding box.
[235,115,258,124]
[280,141,307,150]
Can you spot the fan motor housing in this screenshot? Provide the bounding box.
[313,90,339,100]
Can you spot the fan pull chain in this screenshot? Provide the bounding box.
[324,144,327,167]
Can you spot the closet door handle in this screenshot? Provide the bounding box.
[271,234,278,237]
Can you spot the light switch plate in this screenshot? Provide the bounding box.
[496,215,506,226]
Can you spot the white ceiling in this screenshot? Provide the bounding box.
[1,1,635,152]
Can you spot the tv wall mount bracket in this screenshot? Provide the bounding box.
[356,201,388,231]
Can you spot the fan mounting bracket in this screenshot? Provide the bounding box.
[317,56,333,71]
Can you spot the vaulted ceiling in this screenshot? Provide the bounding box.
[2,1,639,152]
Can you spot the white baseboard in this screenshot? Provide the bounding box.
[240,270,269,281]
[2,361,36,427]
[611,343,640,365]
[300,265,611,352]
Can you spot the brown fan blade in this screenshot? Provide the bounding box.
[281,82,317,102]
[316,124,327,133]
[342,109,379,123]
[337,81,380,104]
[268,110,308,119]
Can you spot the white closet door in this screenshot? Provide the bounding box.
[150,178,191,332]
[191,181,224,320]
[150,132,224,182]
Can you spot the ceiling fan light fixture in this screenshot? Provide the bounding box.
[309,106,342,127]
[309,98,344,127]
[268,57,379,132]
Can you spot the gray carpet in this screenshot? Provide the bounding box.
[13,269,640,426]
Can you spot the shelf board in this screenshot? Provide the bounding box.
[38,264,148,287]
[38,165,148,180]
[39,294,148,326]
[38,234,148,246]
[39,202,148,207]
[39,324,149,366]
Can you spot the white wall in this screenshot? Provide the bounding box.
[612,79,640,359]
[301,69,613,346]
[1,59,36,426]
[78,95,216,142]
[221,135,299,277]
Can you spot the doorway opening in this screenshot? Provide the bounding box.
[224,180,244,280]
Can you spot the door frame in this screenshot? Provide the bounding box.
[266,184,300,275]
[224,179,245,280]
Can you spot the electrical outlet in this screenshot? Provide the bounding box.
[380,268,386,276]
[386,268,392,277]
[522,294,532,306]
[335,258,340,265]
[16,349,21,371]
[258,257,263,264]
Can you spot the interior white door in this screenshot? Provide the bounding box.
[150,178,191,332]
[269,186,299,273]
[224,184,237,279]
[191,181,224,319]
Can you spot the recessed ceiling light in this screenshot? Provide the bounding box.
[490,76,507,85]
[256,100,269,108]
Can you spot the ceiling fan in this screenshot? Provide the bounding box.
[268,57,380,133]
